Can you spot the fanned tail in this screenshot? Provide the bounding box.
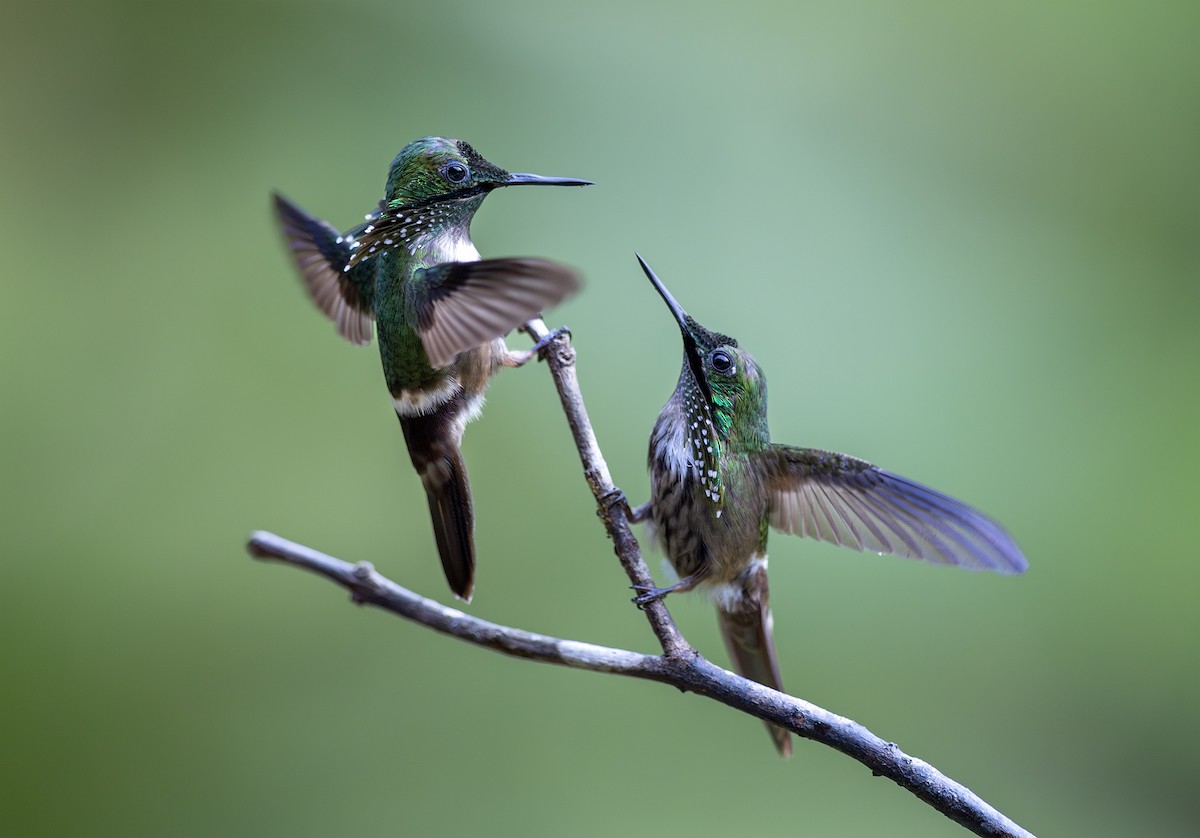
[716,560,792,757]
[398,408,475,602]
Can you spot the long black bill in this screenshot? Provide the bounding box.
[636,254,715,404]
[503,172,593,187]
[637,253,695,346]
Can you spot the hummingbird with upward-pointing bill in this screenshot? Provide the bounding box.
[628,255,1027,756]
[272,137,590,602]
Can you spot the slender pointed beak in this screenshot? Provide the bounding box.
[637,253,713,400]
[637,253,693,339]
[503,172,593,187]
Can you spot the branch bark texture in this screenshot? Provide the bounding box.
[248,322,1034,838]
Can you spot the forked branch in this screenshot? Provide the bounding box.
[247,320,1033,838]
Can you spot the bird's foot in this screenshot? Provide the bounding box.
[632,572,701,608]
[507,327,572,367]
[524,326,572,363]
[631,582,676,609]
[599,487,637,521]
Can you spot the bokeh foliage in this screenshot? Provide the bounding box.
[2,1,1197,836]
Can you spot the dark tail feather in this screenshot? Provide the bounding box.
[398,410,475,602]
[717,561,792,757]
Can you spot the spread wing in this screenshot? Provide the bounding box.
[272,192,376,345]
[761,445,1027,573]
[409,258,581,367]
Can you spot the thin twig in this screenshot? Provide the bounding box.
[248,530,1032,838]
[248,322,1034,838]
[521,317,689,658]
[248,531,658,675]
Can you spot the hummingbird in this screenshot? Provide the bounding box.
[272,137,590,602]
[628,255,1027,757]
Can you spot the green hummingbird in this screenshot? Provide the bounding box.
[272,137,590,602]
[629,255,1027,757]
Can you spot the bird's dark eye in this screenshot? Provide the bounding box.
[709,349,734,373]
[444,162,470,183]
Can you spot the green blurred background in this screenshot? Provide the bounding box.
[2,1,1197,836]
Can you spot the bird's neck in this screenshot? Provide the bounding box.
[428,229,481,264]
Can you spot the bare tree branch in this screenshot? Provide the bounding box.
[519,318,690,659]
[248,531,659,675]
[248,320,1034,838]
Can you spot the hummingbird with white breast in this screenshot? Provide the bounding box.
[273,137,590,602]
[629,255,1027,756]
